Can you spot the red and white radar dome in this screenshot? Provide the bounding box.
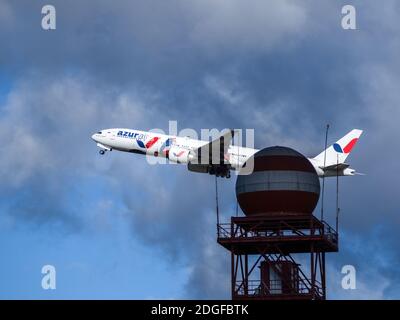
[235,146,320,217]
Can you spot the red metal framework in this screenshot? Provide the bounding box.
[217,215,338,300]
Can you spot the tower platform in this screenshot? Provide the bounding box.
[217,215,338,254]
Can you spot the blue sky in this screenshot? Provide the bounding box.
[0,0,399,299]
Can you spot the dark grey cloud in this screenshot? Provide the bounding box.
[0,0,399,298]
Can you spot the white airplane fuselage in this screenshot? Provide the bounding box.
[91,128,359,178]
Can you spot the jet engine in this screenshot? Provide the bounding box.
[167,146,194,164]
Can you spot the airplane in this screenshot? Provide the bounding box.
[91,128,363,178]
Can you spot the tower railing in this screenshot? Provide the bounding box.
[217,216,338,243]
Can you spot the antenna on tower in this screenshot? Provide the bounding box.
[235,200,239,217]
[215,175,220,233]
[336,153,340,233]
[320,124,330,221]
[236,132,239,217]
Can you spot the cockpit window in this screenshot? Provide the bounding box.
[97,131,102,134]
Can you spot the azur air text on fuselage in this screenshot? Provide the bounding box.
[117,130,148,141]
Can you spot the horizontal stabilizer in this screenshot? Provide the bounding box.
[321,163,350,171]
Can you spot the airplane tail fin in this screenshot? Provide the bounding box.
[313,129,363,167]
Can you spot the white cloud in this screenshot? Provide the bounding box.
[327,262,390,300]
[0,75,158,188]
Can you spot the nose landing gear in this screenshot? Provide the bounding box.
[99,150,105,155]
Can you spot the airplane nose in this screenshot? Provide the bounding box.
[91,133,97,142]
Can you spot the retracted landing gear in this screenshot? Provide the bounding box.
[208,165,231,178]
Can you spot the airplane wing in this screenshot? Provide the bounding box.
[192,129,237,166]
